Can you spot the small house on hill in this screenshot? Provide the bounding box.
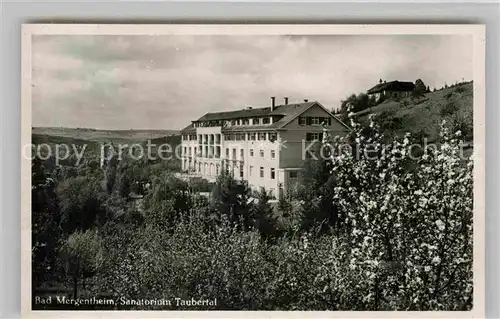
[367,80,415,102]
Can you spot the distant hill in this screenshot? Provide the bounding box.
[31,128,182,167]
[354,81,473,142]
[32,127,180,143]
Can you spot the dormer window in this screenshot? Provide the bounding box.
[252,118,260,125]
[262,117,270,124]
[242,118,249,125]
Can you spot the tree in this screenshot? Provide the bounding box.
[143,172,192,230]
[327,114,473,310]
[412,79,428,99]
[57,176,107,234]
[339,93,374,122]
[211,170,252,230]
[251,188,279,238]
[293,157,341,233]
[32,157,62,290]
[60,229,103,298]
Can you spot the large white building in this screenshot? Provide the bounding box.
[180,97,349,199]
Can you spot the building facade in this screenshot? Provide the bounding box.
[367,80,415,102]
[180,98,349,199]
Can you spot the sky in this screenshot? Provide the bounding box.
[32,34,473,130]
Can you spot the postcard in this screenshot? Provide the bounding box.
[21,24,485,318]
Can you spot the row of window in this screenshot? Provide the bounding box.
[184,132,278,142]
[305,132,323,141]
[182,146,278,159]
[223,132,277,142]
[249,166,276,179]
[224,148,276,159]
[182,134,198,141]
[230,117,271,126]
[192,117,273,128]
[298,116,332,126]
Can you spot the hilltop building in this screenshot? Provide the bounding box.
[180,97,350,199]
[367,80,415,102]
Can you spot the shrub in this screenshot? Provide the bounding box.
[454,86,467,93]
[440,101,459,116]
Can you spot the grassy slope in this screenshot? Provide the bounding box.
[355,82,473,142]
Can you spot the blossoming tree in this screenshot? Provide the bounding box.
[327,113,473,310]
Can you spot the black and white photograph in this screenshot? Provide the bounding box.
[21,24,485,317]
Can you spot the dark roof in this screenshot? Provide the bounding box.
[180,123,196,134]
[195,107,272,122]
[367,81,415,94]
[180,101,350,134]
[195,102,315,121]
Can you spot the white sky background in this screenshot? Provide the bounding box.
[32,34,472,130]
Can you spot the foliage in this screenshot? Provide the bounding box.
[339,93,375,121]
[327,113,473,310]
[60,229,104,298]
[210,170,253,230]
[56,176,108,235]
[32,158,62,288]
[31,110,474,311]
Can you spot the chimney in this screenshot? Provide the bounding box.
[284,97,289,105]
[304,99,308,102]
[271,97,275,111]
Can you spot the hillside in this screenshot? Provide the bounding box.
[32,127,180,143]
[354,82,473,142]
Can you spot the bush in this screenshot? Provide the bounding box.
[440,101,459,116]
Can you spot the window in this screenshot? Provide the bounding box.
[270,150,275,158]
[242,119,249,125]
[270,168,276,180]
[290,171,298,179]
[231,120,237,126]
[183,147,187,155]
[240,149,244,159]
[253,118,260,125]
[226,148,229,158]
[311,117,321,125]
[249,133,256,141]
[260,167,264,178]
[258,133,266,141]
[239,133,246,141]
[263,117,270,124]
[249,166,253,176]
[306,132,322,141]
[239,166,244,178]
[260,149,264,157]
[269,188,275,199]
[269,133,277,142]
[232,148,237,159]
[299,117,306,126]
[250,149,254,157]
